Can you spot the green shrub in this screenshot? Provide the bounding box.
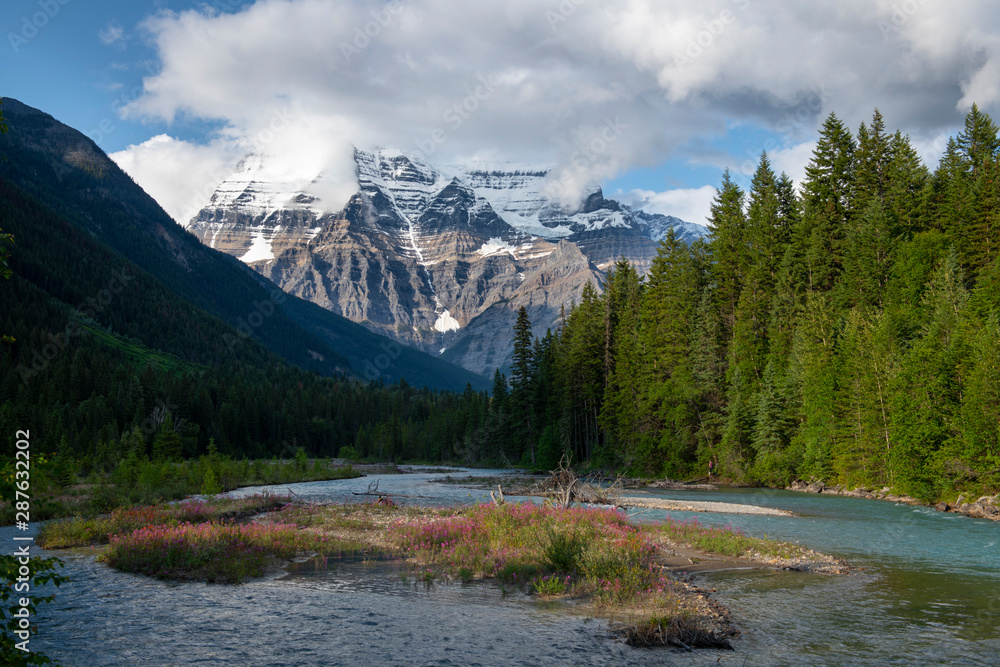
[200,468,222,496]
[540,527,588,573]
[338,445,361,461]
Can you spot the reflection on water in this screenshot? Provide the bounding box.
[19,467,1000,666]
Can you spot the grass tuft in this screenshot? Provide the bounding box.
[657,517,810,560]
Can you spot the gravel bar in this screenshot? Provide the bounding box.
[619,496,793,516]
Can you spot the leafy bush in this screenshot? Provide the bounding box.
[1,555,67,665]
[531,573,572,595]
[540,527,588,573]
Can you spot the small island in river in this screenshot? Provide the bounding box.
[36,487,848,652]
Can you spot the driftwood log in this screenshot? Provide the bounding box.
[350,479,434,501]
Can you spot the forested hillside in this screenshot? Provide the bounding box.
[485,107,1000,502]
[0,99,488,469]
[0,174,489,466]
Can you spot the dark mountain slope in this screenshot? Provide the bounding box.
[0,98,487,390]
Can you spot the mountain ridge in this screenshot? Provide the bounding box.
[187,147,708,374]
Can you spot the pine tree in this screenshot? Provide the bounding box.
[956,103,1000,177]
[706,170,747,344]
[599,260,644,469]
[852,109,891,211]
[934,106,1000,276]
[152,413,183,462]
[885,131,929,237]
[955,314,1000,492]
[510,306,536,464]
[750,359,796,485]
[731,153,785,385]
[722,154,792,478]
[798,112,856,292]
[558,282,605,461]
[636,231,701,474]
[836,199,894,310]
[789,292,838,480]
[833,307,898,487]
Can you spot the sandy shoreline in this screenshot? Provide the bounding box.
[617,496,793,517]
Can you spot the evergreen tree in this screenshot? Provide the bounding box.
[599,260,644,469]
[798,112,856,291]
[706,170,748,343]
[637,231,701,474]
[558,281,605,461]
[510,306,536,464]
[750,359,796,484]
[789,292,838,480]
[885,131,929,237]
[953,314,1000,492]
[833,307,898,487]
[852,109,891,211]
[152,413,184,462]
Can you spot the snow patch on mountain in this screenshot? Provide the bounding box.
[476,237,518,257]
[434,310,461,333]
[209,153,324,218]
[628,207,709,244]
[241,232,275,263]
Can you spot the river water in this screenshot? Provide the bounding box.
[12,468,999,666]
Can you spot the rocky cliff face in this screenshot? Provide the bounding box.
[187,149,706,376]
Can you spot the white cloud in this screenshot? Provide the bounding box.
[910,131,951,171]
[99,22,124,46]
[617,185,717,226]
[110,135,241,224]
[116,0,1000,217]
[770,141,818,191]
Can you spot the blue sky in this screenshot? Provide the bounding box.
[4,0,997,225]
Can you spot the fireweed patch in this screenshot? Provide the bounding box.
[97,521,358,583]
[37,495,291,548]
[388,503,670,605]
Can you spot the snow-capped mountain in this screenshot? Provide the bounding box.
[186,148,707,375]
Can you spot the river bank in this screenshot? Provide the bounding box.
[784,479,1000,522]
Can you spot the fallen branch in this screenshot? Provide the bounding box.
[349,479,435,500]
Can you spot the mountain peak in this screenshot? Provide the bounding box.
[186,147,707,374]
